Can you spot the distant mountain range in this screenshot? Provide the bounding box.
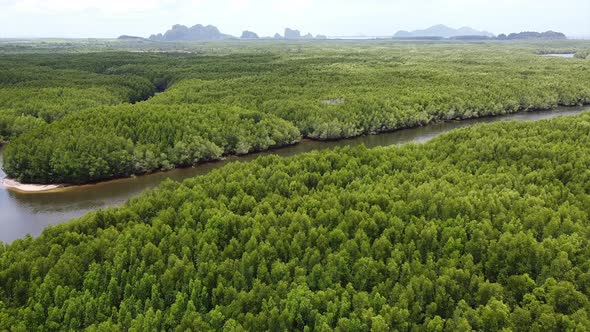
[119,24,566,42]
[497,31,566,40]
[394,24,494,38]
[144,24,325,41]
[240,31,259,39]
[149,24,232,41]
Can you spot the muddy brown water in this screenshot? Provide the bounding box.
[0,106,588,243]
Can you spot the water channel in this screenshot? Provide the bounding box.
[0,106,588,243]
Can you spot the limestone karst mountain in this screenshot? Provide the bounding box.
[149,24,233,41]
[394,24,494,38]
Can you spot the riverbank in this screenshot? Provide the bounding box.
[2,104,589,194]
[1,106,588,243]
[1,178,65,193]
[0,140,302,193]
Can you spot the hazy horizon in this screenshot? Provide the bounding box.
[0,0,589,39]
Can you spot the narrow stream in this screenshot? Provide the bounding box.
[0,106,588,243]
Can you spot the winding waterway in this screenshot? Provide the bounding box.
[1,106,588,243]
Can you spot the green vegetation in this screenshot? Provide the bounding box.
[2,112,590,330]
[2,41,590,184]
[0,55,156,140]
[3,104,299,183]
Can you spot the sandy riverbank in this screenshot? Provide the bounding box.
[1,105,588,194]
[1,178,65,193]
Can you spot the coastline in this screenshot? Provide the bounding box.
[2,104,589,194]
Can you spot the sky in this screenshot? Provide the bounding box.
[0,0,589,38]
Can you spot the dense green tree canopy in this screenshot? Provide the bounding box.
[3,104,299,184]
[1,41,590,183]
[2,113,590,330]
[0,57,157,140]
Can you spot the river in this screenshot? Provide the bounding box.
[541,53,576,58]
[0,106,588,243]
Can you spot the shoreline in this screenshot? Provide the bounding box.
[1,178,65,193]
[2,104,589,194]
[0,141,302,194]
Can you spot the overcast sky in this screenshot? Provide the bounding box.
[0,0,589,38]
